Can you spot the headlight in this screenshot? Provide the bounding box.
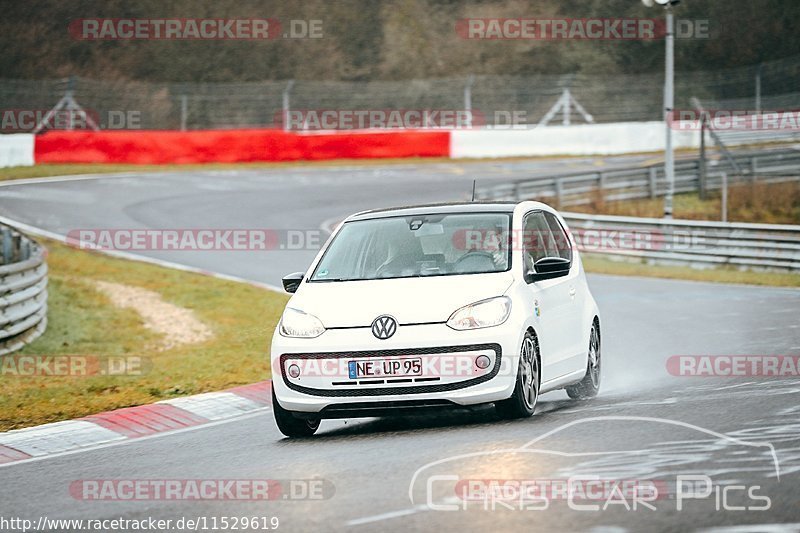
[446,296,512,331]
[279,307,325,338]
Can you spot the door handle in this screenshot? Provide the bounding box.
[569,287,576,297]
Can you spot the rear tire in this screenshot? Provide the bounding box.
[272,388,320,438]
[566,322,601,400]
[496,331,539,419]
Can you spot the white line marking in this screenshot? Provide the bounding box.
[345,497,461,526]
[0,171,153,188]
[712,381,759,391]
[699,524,800,533]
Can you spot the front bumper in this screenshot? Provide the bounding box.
[270,323,521,413]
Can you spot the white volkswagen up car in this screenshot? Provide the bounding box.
[271,201,601,437]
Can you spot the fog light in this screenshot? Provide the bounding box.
[288,364,301,378]
[475,355,491,369]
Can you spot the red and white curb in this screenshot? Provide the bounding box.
[0,381,271,465]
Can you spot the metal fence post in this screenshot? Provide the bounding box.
[597,172,605,202]
[555,179,563,207]
[282,80,295,131]
[662,7,675,219]
[721,172,728,222]
[750,156,758,184]
[180,95,188,131]
[649,166,658,199]
[699,117,707,200]
[464,75,474,128]
[755,63,763,113]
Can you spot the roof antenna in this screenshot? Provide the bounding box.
[471,180,477,202]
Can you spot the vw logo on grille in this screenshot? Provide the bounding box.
[371,315,397,340]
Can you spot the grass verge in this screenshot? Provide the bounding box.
[0,239,288,432]
[583,254,800,288]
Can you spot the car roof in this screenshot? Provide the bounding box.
[348,201,520,221]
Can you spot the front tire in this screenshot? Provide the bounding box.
[272,388,320,438]
[496,331,539,419]
[566,322,601,400]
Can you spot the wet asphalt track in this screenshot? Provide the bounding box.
[0,155,799,532]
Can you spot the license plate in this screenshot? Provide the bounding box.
[348,358,422,379]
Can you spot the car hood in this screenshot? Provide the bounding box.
[289,272,515,328]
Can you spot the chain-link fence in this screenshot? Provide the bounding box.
[1,55,799,131]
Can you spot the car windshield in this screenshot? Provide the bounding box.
[310,212,512,281]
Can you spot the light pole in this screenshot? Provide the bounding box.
[643,0,678,218]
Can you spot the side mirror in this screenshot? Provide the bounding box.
[525,256,571,283]
[282,272,305,293]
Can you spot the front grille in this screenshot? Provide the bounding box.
[279,343,502,397]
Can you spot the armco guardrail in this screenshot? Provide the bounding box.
[477,147,800,271]
[0,225,47,356]
[477,148,800,206]
[562,213,800,271]
[715,125,800,147]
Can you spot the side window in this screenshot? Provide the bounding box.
[522,211,557,272]
[543,212,572,262]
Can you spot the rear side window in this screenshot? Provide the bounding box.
[543,212,572,262]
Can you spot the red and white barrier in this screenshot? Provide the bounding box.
[18,122,711,166]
